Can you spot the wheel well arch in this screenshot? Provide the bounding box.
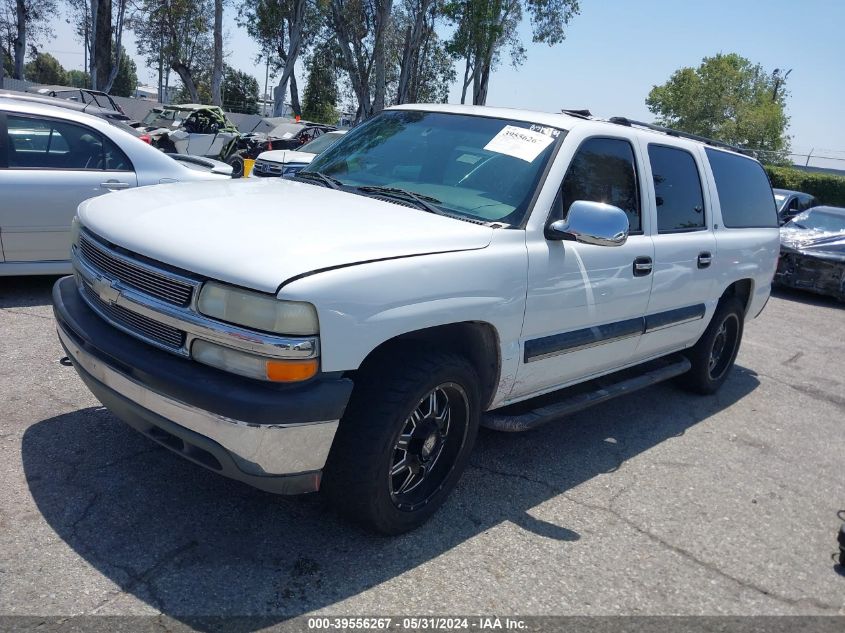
[720,278,754,315]
[350,322,502,411]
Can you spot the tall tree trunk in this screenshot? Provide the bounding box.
[460,56,472,104]
[89,0,97,85]
[289,72,301,117]
[13,0,26,79]
[272,0,305,117]
[330,0,373,122]
[211,0,223,106]
[171,61,199,103]
[103,0,126,94]
[93,0,112,90]
[0,47,5,87]
[397,0,432,104]
[371,0,392,113]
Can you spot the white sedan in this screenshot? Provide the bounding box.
[0,97,232,276]
[252,130,347,178]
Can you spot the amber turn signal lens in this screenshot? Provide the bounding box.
[265,358,318,382]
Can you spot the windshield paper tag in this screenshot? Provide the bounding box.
[484,125,555,162]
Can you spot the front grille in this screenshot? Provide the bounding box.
[81,281,185,350]
[79,233,194,306]
[253,160,283,176]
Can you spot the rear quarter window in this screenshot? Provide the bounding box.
[705,148,777,228]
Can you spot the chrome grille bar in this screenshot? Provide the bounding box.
[79,232,197,306]
[81,281,186,352]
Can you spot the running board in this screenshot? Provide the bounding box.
[482,356,692,432]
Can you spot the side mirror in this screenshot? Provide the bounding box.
[545,200,630,247]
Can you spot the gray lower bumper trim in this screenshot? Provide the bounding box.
[58,324,339,477]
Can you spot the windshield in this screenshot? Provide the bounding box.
[269,123,305,139]
[773,193,786,210]
[305,110,563,225]
[141,110,163,125]
[786,209,845,233]
[300,131,345,154]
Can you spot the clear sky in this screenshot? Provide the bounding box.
[45,0,845,164]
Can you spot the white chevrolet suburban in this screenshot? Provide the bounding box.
[52,104,780,534]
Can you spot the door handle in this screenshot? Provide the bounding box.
[697,251,712,269]
[101,180,130,190]
[633,256,653,277]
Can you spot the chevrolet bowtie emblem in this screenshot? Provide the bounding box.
[91,275,121,305]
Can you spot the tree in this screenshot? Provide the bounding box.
[109,45,136,96]
[238,0,317,117]
[446,0,579,105]
[327,0,393,122]
[1,0,57,79]
[131,0,213,103]
[91,0,111,89]
[646,53,791,161]
[210,0,222,105]
[221,65,259,113]
[65,0,127,91]
[24,50,66,83]
[394,0,453,104]
[66,68,89,87]
[301,43,337,123]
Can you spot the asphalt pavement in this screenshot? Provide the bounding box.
[1,276,843,623]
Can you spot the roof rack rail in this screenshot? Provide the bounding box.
[561,109,593,119]
[608,117,748,154]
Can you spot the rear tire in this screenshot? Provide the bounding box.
[322,348,480,535]
[677,297,745,395]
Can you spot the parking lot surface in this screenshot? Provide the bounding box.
[1,276,843,620]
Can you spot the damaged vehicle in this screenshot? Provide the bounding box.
[226,122,338,178]
[775,206,845,301]
[138,104,240,160]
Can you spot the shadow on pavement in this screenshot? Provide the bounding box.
[770,285,843,309]
[21,364,760,629]
[0,275,61,309]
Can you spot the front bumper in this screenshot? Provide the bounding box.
[774,250,845,301]
[53,276,353,494]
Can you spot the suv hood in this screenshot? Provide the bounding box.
[78,178,494,293]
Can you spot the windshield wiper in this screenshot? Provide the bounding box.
[357,185,444,214]
[294,171,343,190]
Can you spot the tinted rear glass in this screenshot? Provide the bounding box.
[705,148,777,228]
[648,145,706,233]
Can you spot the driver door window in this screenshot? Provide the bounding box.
[551,137,642,233]
[6,115,117,170]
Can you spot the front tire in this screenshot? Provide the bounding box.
[322,348,480,535]
[678,297,745,395]
[228,155,245,179]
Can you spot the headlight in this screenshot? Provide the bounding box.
[197,281,319,335]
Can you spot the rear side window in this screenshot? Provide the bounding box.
[705,148,777,228]
[555,137,642,233]
[648,145,706,233]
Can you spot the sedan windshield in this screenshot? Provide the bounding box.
[304,110,564,225]
[300,131,345,154]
